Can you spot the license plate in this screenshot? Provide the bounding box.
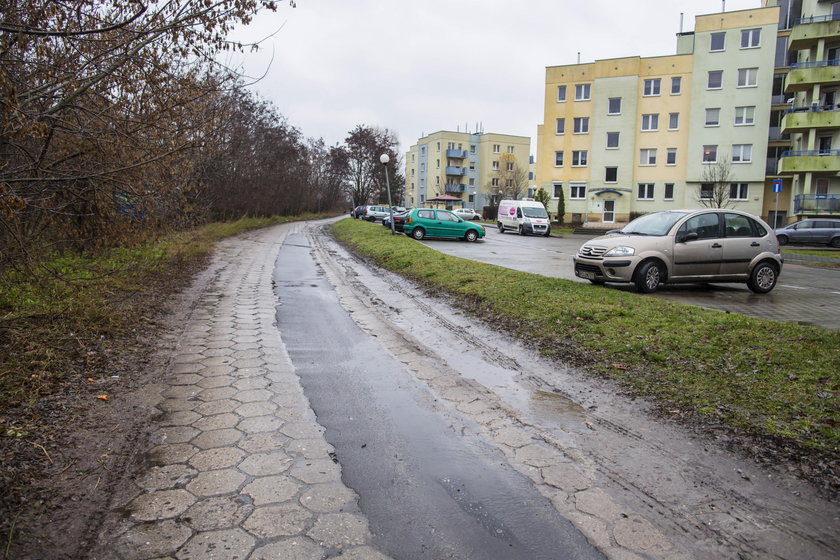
[579,270,596,280]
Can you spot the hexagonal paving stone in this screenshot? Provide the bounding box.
[186,468,247,497]
[158,399,197,413]
[237,432,288,454]
[128,489,196,521]
[279,422,324,439]
[202,356,235,367]
[236,415,284,435]
[159,410,201,427]
[231,349,262,360]
[175,528,255,560]
[232,377,269,391]
[154,426,200,445]
[243,503,311,539]
[249,538,324,560]
[162,385,201,399]
[241,476,300,506]
[181,495,253,532]
[285,439,333,460]
[192,413,239,432]
[234,402,277,418]
[197,375,235,389]
[149,444,199,465]
[168,374,204,386]
[299,484,358,514]
[203,347,234,358]
[191,428,242,450]
[189,447,246,471]
[173,353,204,364]
[171,363,205,375]
[198,387,238,402]
[114,519,192,560]
[194,399,240,416]
[202,365,236,377]
[307,513,370,548]
[238,451,292,477]
[232,389,272,403]
[136,464,197,491]
[290,459,340,484]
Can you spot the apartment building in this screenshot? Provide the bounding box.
[404,131,531,211]
[770,0,840,224]
[536,6,779,226]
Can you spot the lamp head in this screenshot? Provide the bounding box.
[379,154,390,165]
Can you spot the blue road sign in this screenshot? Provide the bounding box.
[772,179,782,193]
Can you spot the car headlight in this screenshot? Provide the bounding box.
[604,246,635,257]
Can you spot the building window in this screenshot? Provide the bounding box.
[608,97,621,114]
[669,112,679,130]
[730,183,749,200]
[641,113,659,131]
[638,183,655,200]
[703,145,718,163]
[575,83,591,100]
[664,183,675,200]
[573,117,590,134]
[572,150,588,167]
[671,77,682,95]
[732,144,752,163]
[557,85,567,102]
[436,159,440,168]
[741,28,760,49]
[554,151,564,167]
[570,183,586,199]
[666,148,677,165]
[734,106,755,125]
[556,118,565,135]
[436,142,440,151]
[605,167,618,183]
[606,131,620,149]
[700,183,714,199]
[708,70,723,89]
[492,178,499,187]
[738,67,758,87]
[643,78,661,96]
[470,144,476,153]
[506,161,514,171]
[492,160,499,170]
[507,145,514,154]
[552,183,563,198]
[493,144,501,153]
[710,32,726,51]
[705,108,720,126]
[640,148,657,166]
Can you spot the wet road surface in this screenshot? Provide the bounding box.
[275,233,603,559]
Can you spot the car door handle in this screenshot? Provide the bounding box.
[750,242,760,247]
[711,243,722,248]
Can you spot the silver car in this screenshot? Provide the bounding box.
[573,209,783,293]
[774,219,840,248]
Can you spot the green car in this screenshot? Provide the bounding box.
[404,208,486,242]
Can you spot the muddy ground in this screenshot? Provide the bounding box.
[0,221,837,559]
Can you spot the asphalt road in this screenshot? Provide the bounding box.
[417,226,840,329]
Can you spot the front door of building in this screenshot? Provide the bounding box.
[603,200,615,223]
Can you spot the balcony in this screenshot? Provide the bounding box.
[794,193,840,214]
[767,126,791,141]
[446,149,467,159]
[445,184,466,194]
[445,166,466,176]
[778,150,840,174]
[781,105,840,133]
[785,59,840,92]
[790,14,840,50]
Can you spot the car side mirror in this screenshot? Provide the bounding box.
[679,232,698,243]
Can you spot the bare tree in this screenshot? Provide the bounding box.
[698,157,734,208]
[343,125,402,207]
[489,154,529,201]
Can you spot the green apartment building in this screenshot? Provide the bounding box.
[405,131,531,213]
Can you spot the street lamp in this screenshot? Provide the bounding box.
[380,153,396,234]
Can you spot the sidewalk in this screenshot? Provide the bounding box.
[91,221,390,559]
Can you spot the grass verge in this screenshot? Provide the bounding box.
[332,218,840,461]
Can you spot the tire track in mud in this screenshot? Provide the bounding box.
[310,223,838,560]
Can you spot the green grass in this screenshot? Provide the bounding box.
[782,248,840,258]
[332,218,840,455]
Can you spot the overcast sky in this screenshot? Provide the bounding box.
[225,0,762,156]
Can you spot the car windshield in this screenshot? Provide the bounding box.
[522,207,548,218]
[621,211,691,236]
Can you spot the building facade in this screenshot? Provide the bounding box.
[405,131,531,212]
[536,6,780,226]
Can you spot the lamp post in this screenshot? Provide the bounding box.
[380,153,396,234]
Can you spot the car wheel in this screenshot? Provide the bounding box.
[411,227,426,240]
[777,235,788,246]
[634,261,663,293]
[543,229,551,237]
[747,261,778,294]
[830,237,840,248]
[465,230,478,242]
[497,222,504,233]
[518,226,525,236]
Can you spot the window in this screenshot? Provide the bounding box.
[605,167,618,183]
[641,113,659,131]
[470,144,476,153]
[738,68,758,87]
[492,160,499,170]
[671,77,682,95]
[575,83,591,100]
[570,183,586,199]
[572,150,588,166]
[638,183,655,200]
[703,145,718,163]
[643,78,661,96]
[664,183,675,200]
[705,108,720,126]
[732,144,752,163]
[506,161,514,171]
[708,70,723,89]
[493,144,501,153]
[573,117,590,134]
[741,28,760,48]
[606,132,620,149]
[666,148,677,165]
[682,212,719,238]
[640,148,657,166]
[436,159,440,168]
[710,32,726,51]
[507,145,514,154]
[734,106,755,125]
[556,118,565,135]
[491,177,499,187]
[729,183,749,200]
[552,183,563,198]
[700,183,714,200]
[557,85,567,102]
[608,97,621,114]
[554,151,564,167]
[669,112,679,130]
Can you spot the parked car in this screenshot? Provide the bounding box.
[452,207,482,221]
[573,209,782,293]
[383,209,410,232]
[351,205,366,219]
[362,205,392,222]
[775,218,840,247]
[497,199,551,236]
[404,208,486,242]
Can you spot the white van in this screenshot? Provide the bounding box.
[497,199,551,236]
